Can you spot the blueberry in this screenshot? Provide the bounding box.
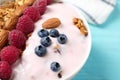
[35,45,47,57]
[38,29,49,38]
[50,29,59,38]
[50,62,61,72]
[57,34,67,44]
[41,37,52,47]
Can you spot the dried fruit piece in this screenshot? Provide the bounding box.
[73,18,88,36]
[0,29,9,50]
[42,18,61,29]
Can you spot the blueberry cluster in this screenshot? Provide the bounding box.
[35,29,67,57]
[35,29,67,72]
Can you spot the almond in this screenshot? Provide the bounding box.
[42,18,61,29]
[0,29,9,50]
[24,0,35,6]
[4,15,18,30]
[15,4,28,16]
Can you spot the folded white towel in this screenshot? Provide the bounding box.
[56,0,116,25]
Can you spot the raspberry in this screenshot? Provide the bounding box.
[0,61,12,79]
[16,15,34,35]
[47,0,52,5]
[8,30,27,49]
[33,0,47,15]
[24,6,40,22]
[0,46,20,65]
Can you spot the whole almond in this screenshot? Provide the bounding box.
[24,0,35,6]
[42,18,61,29]
[4,15,18,30]
[15,4,28,16]
[0,29,9,50]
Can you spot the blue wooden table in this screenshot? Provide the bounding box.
[73,1,120,80]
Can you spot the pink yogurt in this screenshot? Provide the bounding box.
[11,3,91,80]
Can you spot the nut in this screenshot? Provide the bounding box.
[4,15,19,30]
[0,29,9,50]
[15,0,35,6]
[15,4,28,16]
[24,0,35,6]
[73,18,88,36]
[42,18,61,29]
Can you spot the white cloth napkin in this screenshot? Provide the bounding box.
[55,0,116,25]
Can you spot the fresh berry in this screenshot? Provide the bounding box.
[41,37,52,47]
[33,0,47,15]
[50,29,59,38]
[38,29,49,38]
[57,34,67,44]
[0,46,20,65]
[24,6,40,22]
[8,30,27,49]
[50,62,61,72]
[0,61,12,79]
[47,0,52,5]
[35,45,47,57]
[16,15,34,34]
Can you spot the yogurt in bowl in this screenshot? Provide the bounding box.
[10,3,91,80]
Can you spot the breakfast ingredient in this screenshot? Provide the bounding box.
[57,34,67,44]
[50,62,61,72]
[16,15,34,35]
[24,6,40,22]
[15,4,28,16]
[33,0,47,15]
[0,29,9,50]
[42,18,61,29]
[8,30,27,49]
[38,29,49,38]
[35,45,47,57]
[73,18,88,36]
[4,15,19,30]
[15,0,35,6]
[47,0,52,5]
[0,61,12,79]
[50,29,59,38]
[41,37,52,47]
[0,46,20,65]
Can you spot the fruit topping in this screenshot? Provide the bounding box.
[8,29,27,49]
[0,61,12,79]
[47,0,52,5]
[35,45,47,57]
[33,0,47,15]
[57,34,67,44]
[16,15,34,35]
[24,6,40,22]
[0,46,20,65]
[38,29,49,38]
[50,29,59,38]
[50,62,61,72]
[41,37,52,47]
